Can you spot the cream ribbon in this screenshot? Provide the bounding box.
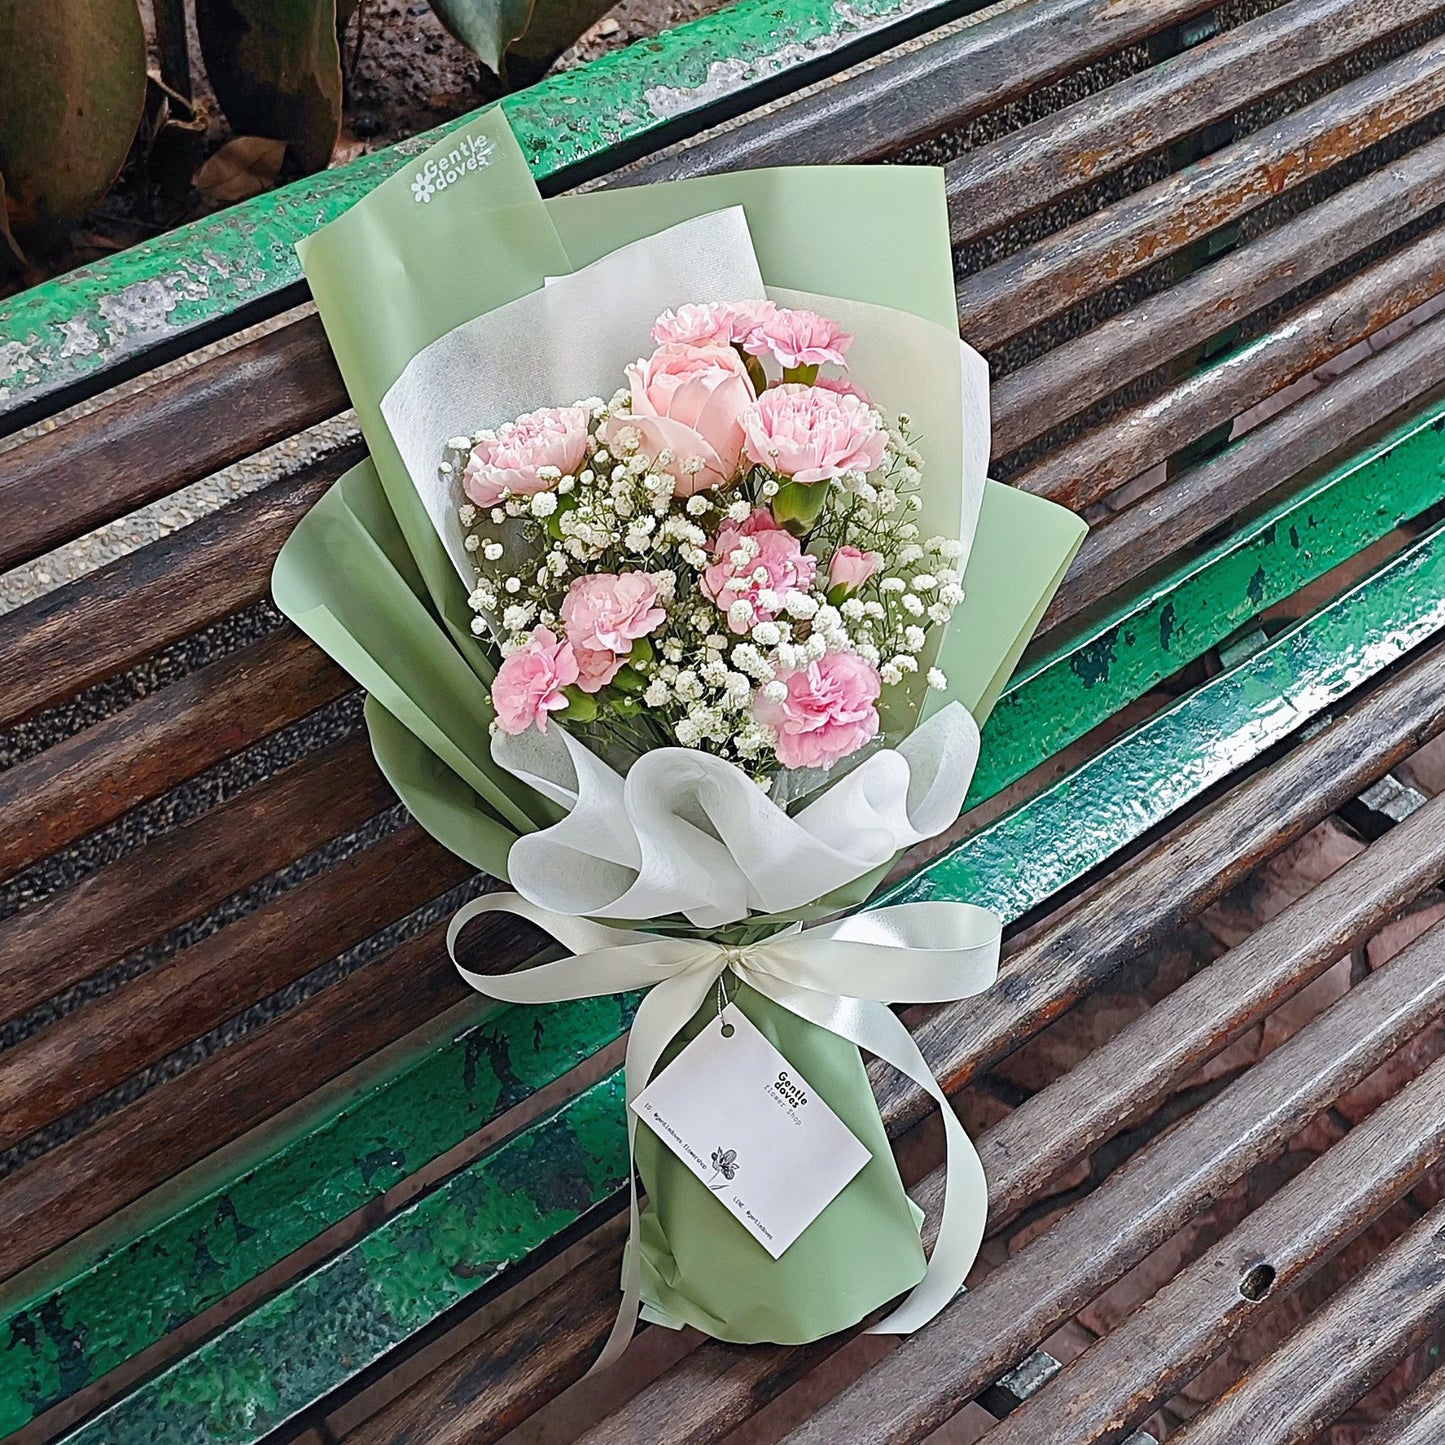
[448,893,1001,1370]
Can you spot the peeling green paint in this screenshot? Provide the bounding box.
[44,432,1445,1445]
[7,397,1445,1437]
[57,1082,628,1445]
[0,991,638,1436]
[968,397,1445,805]
[0,0,979,432]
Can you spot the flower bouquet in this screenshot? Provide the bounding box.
[273,109,1085,1361]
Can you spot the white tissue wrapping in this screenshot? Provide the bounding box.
[491,701,980,929]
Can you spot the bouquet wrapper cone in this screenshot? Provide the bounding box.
[273,109,1088,1350]
[635,982,926,1341]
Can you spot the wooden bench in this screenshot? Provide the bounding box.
[5,0,1445,1439]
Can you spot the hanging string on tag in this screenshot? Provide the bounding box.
[716,972,734,1036]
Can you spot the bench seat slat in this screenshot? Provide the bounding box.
[1169,1200,1445,1445]
[0,629,350,886]
[0,920,472,1285]
[0,825,469,1154]
[1357,1356,1445,1444]
[1010,225,1445,511]
[955,32,1445,350]
[82,503,1445,1445]
[580,770,1445,1445]
[0,735,386,1025]
[954,0,1441,249]
[1046,321,1445,631]
[993,128,1445,461]
[0,978,636,1432]
[0,447,358,733]
[343,596,1445,1445]
[0,320,345,574]
[983,1054,1445,1444]
[785,915,1445,1445]
[623,0,1220,181]
[980,395,1445,801]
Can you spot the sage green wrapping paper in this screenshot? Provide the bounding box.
[273,109,1087,1347]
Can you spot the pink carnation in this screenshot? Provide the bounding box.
[701,509,818,634]
[651,302,736,348]
[463,406,590,509]
[814,375,872,404]
[828,545,882,593]
[573,646,626,694]
[725,298,780,346]
[753,652,882,770]
[491,628,578,735]
[741,384,886,484]
[561,572,665,657]
[604,343,756,496]
[742,308,853,370]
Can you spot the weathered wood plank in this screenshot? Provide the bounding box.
[949,0,1442,249]
[0,735,388,1025]
[955,35,1445,351]
[0,825,469,1148]
[0,630,351,886]
[1008,221,1445,510]
[0,319,344,572]
[623,0,1222,179]
[1169,1203,1445,1445]
[983,1058,1445,1443]
[0,918,473,1284]
[1356,1364,1445,1445]
[783,916,1445,1445]
[1042,313,1445,631]
[992,128,1445,459]
[0,443,359,732]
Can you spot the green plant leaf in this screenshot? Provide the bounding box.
[0,0,147,236]
[429,0,614,78]
[195,0,342,174]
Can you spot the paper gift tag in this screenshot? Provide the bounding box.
[631,1003,872,1258]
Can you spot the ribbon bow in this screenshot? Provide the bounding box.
[448,893,1001,1370]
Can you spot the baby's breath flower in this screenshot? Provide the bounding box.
[927,667,948,690]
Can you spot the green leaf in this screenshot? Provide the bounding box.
[429,0,615,78]
[0,0,147,235]
[195,0,343,175]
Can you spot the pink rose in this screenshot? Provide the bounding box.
[491,628,578,735]
[815,375,872,405]
[651,302,736,348]
[463,406,590,509]
[753,652,882,770]
[701,509,818,633]
[605,343,757,496]
[742,308,853,370]
[560,572,666,655]
[828,545,882,593]
[741,384,886,484]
